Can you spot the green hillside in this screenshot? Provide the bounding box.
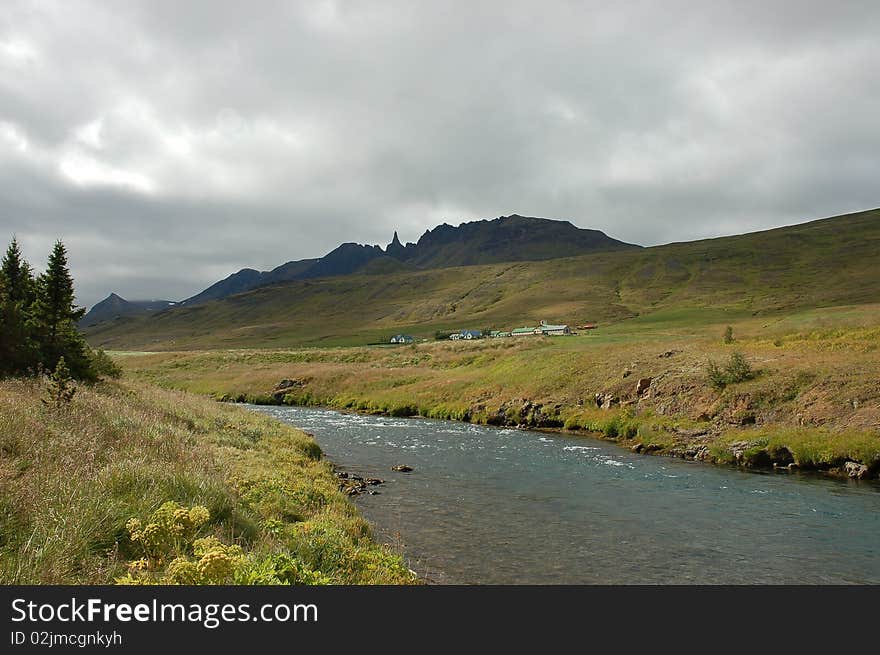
[85,208,880,350]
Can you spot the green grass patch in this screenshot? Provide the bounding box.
[0,379,414,584]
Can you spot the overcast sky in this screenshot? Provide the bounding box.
[2,1,879,307]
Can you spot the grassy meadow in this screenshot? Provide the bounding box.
[0,378,415,584]
[116,302,880,479]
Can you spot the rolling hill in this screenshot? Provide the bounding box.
[84,208,880,350]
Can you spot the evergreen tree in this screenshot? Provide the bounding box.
[1,237,35,304]
[30,241,93,379]
[0,238,37,376]
[43,355,76,407]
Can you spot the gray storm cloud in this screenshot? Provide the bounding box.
[1,0,878,308]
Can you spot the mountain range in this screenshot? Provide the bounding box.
[82,208,880,350]
[82,214,637,323]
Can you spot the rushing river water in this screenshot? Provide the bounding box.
[253,405,880,584]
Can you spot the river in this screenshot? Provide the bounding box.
[252,405,880,584]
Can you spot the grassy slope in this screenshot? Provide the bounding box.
[85,208,880,350]
[117,301,880,478]
[0,379,413,584]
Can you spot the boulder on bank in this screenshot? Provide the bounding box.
[727,440,772,467]
[844,461,869,480]
[595,393,619,410]
[272,378,308,402]
[635,377,652,396]
[488,398,564,428]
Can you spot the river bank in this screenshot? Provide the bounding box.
[0,379,414,584]
[113,314,880,483]
[240,393,880,484]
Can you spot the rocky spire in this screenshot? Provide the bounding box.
[385,230,406,258]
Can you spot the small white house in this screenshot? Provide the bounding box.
[390,334,415,344]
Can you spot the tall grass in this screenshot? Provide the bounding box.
[0,379,414,584]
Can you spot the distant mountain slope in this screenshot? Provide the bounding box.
[181,214,636,305]
[80,293,176,328]
[296,243,386,279]
[182,259,318,306]
[390,214,638,268]
[84,208,880,350]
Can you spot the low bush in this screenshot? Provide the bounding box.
[91,349,123,379]
[707,351,756,390]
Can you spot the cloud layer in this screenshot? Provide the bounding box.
[2,1,878,307]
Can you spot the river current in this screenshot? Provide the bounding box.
[253,405,880,584]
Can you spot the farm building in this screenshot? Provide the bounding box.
[390,334,415,344]
[489,330,511,338]
[539,320,572,336]
[511,326,539,336]
[450,329,482,340]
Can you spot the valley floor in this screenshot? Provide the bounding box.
[0,378,414,584]
[117,303,880,481]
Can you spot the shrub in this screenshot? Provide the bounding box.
[233,553,331,585]
[706,359,726,390]
[91,349,122,379]
[726,351,754,382]
[42,357,76,407]
[117,503,250,585]
[723,325,734,344]
[707,351,755,390]
[125,501,211,565]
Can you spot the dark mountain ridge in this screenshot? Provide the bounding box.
[388,214,637,268]
[181,258,318,306]
[176,214,638,307]
[83,214,637,327]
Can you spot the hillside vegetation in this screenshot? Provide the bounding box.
[0,379,414,584]
[117,301,880,479]
[85,208,880,350]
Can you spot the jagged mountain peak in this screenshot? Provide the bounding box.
[382,214,637,268]
[175,214,638,306]
[386,231,406,258]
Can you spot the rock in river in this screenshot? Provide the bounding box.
[392,464,414,472]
